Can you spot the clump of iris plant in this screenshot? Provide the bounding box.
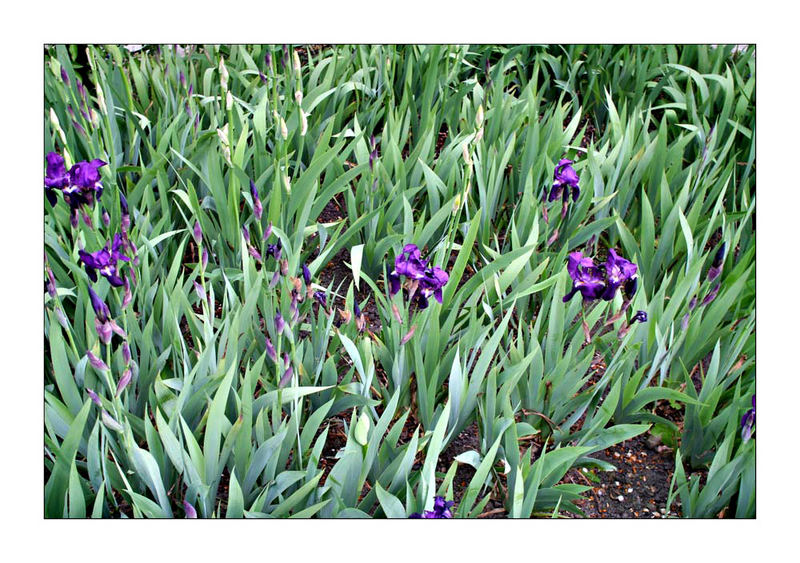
[741,395,755,442]
[563,248,638,304]
[388,244,449,310]
[44,152,107,226]
[78,234,131,287]
[409,496,455,519]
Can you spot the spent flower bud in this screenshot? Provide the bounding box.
[400,325,416,345]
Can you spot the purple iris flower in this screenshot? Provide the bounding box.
[45,151,70,190]
[78,234,130,287]
[388,273,402,296]
[302,263,311,285]
[631,310,648,324]
[419,266,449,305]
[549,158,580,203]
[313,290,327,308]
[389,244,449,309]
[563,252,606,302]
[266,240,282,261]
[409,496,455,519]
[44,152,71,207]
[601,249,638,301]
[394,244,428,280]
[741,395,755,442]
[564,249,638,303]
[47,156,107,216]
[69,159,106,196]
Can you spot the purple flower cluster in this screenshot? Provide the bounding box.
[409,496,455,519]
[388,244,449,310]
[45,152,107,225]
[563,249,638,303]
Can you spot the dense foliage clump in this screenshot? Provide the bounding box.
[43,44,755,518]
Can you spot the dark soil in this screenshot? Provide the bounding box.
[318,417,348,487]
[573,434,679,518]
[437,423,508,518]
[314,195,383,333]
